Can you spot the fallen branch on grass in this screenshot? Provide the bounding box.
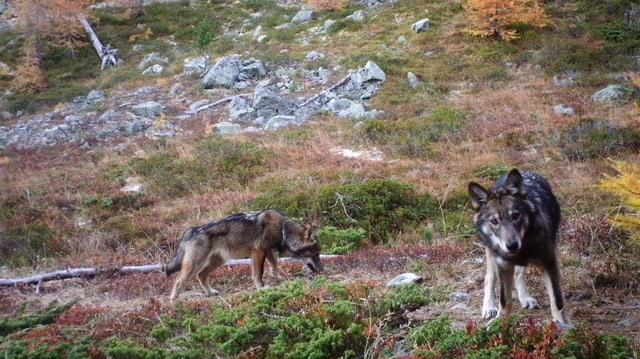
[0,255,339,289]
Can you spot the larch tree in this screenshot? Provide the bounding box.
[12,0,125,92]
[464,0,550,41]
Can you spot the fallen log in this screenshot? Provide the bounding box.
[0,255,339,288]
[78,13,121,70]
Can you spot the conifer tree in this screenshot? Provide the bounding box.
[464,0,550,41]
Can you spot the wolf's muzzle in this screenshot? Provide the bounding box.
[306,256,324,273]
[506,240,520,253]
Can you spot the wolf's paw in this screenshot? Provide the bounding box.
[482,305,498,319]
[519,297,540,309]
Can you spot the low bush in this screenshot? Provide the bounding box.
[317,226,367,254]
[126,136,269,198]
[251,178,439,244]
[556,118,640,160]
[356,106,467,158]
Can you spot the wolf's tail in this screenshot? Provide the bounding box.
[165,247,184,276]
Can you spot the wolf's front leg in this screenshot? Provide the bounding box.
[497,264,515,320]
[514,265,540,309]
[482,248,498,319]
[266,250,284,281]
[541,259,572,327]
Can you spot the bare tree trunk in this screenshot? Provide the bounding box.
[77,13,121,70]
[0,255,338,289]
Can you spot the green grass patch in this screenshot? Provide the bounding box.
[251,177,439,244]
[124,136,270,198]
[355,106,467,159]
[556,118,640,160]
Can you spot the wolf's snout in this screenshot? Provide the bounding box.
[306,257,324,273]
[506,241,520,252]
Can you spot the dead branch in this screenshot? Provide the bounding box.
[186,96,236,115]
[0,255,339,288]
[296,74,351,109]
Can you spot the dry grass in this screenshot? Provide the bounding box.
[1,0,639,353]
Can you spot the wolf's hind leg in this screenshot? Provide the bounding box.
[251,250,268,289]
[170,261,194,304]
[197,256,223,296]
[515,265,540,309]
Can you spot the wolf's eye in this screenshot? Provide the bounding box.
[490,218,499,225]
[511,212,520,220]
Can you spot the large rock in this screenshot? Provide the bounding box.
[229,96,255,123]
[252,83,297,119]
[264,115,298,130]
[202,55,241,89]
[344,61,386,100]
[412,18,430,33]
[202,56,267,89]
[131,101,163,118]
[291,10,316,24]
[214,122,243,136]
[592,85,633,102]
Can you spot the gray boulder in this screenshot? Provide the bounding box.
[554,104,575,116]
[386,273,424,288]
[349,61,386,99]
[203,55,241,89]
[131,101,163,118]
[253,83,297,119]
[412,18,430,33]
[407,72,423,89]
[229,96,256,123]
[214,122,243,136]
[264,115,298,130]
[347,10,367,22]
[592,85,633,102]
[86,90,106,104]
[292,10,316,24]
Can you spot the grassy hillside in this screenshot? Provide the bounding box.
[0,0,639,357]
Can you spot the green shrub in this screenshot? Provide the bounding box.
[472,164,513,180]
[317,226,366,254]
[556,118,640,160]
[251,178,438,244]
[2,223,59,267]
[376,284,433,316]
[356,107,467,158]
[407,316,635,358]
[127,136,269,198]
[196,17,215,49]
[0,302,75,336]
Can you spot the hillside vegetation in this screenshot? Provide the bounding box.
[0,0,639,357]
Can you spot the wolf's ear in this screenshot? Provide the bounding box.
[503,169,526,196]
[468,182,490,210]
[305,223,318,243]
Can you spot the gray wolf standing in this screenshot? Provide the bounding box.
[468,169,571,326]
[165,210,323,303]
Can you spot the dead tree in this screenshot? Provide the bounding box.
[77,13,121,70]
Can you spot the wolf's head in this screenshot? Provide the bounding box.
[282,220,323,273]
[468,169,536,257]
